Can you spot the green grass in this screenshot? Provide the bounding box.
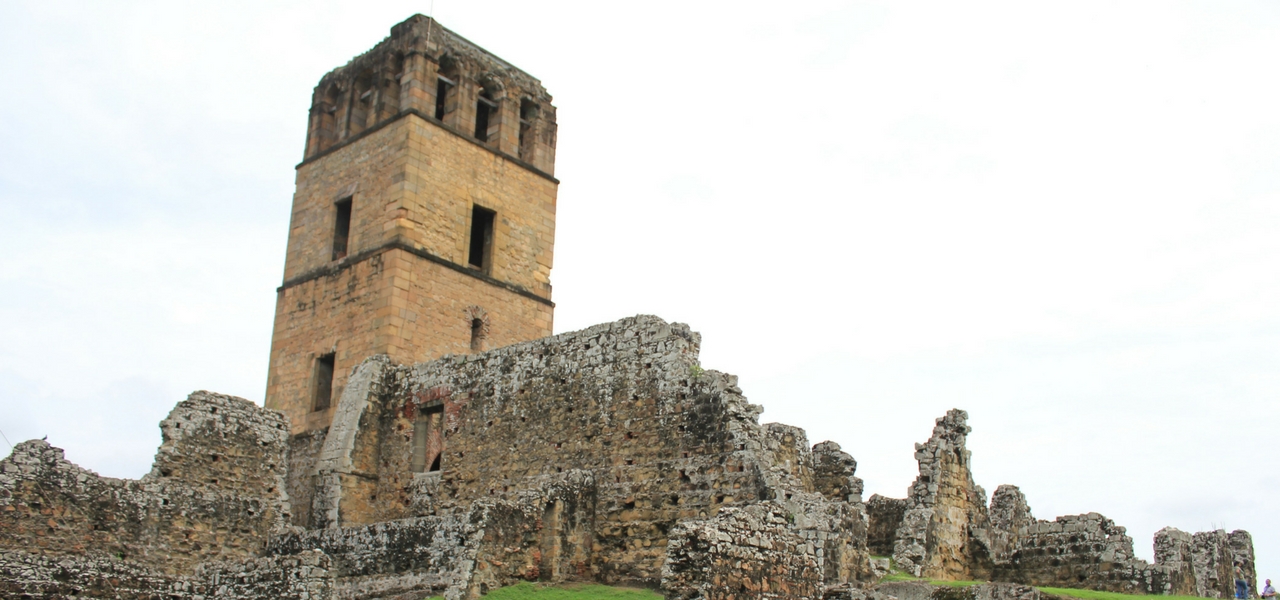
[1037,588,1203,600]
[426,582,664,600]
[878,574,982,587]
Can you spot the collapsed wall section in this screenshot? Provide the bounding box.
[294,315,871,591]
[311,316,769,586]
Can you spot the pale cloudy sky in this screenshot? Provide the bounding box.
[1,0,1278,584]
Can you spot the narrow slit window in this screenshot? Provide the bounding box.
[434,75,454,121]
[470,317,486,352]
[332,197,352,260]
[411,404,445,473]
[468,205,495,271]
[313,353,336,412]
[475,91,497,142]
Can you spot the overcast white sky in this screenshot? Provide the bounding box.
[1,0,1277,585]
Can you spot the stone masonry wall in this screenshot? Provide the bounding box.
[1229,530,1257,598]
[813,441,864,504]
[1192,529,1240,598]
[1154,527,1199,596]
[0,392,290,574]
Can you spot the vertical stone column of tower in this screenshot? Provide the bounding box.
[265,15,558,433]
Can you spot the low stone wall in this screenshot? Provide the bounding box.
[661,502,823,600]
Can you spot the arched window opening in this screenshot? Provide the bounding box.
[435,60,459,122]
[332,197,352,260]
[312,353,336,412]
[316,85,341,152]
[379,53,405,122]
[467,205,495,272]
[474,89,497,143]
[348,71,375,137]
[411,403,445,473]
[518,99,537,160]
[470,317,486,352]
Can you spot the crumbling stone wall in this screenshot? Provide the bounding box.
[1190,529,1253,599]
[0,392,290,574]
[867,495,907,557]
[893,409,993,580]
[987,485,1034,564]
[992,513,1147,592]
[661,502,823,600]
[309,317,767,586]
[292,315,870,591]
[1229,530,1257,598]
[1155,527,1198,596]
[813,441,864,504]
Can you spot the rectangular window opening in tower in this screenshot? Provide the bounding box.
[434,76,454,121]
[475,93,497,142]
[332,197,352,261]
[518,99,536,160]
[312,353,336,412]
[411,404,446,473]
[470,318,486,352]
[468,205,496,272]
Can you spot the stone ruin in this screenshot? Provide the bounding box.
[871,409,1258,598]
[0,316,1259,599]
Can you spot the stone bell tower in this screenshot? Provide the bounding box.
[265,15,558,433]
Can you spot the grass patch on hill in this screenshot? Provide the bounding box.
[1037,587,1203,600]
[427,582,664,599]
[879,573,983,587]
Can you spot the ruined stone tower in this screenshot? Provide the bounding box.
[265,15,558,433]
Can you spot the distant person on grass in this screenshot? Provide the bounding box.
[1261,579,1275,599]
[1236,564,1249,599]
